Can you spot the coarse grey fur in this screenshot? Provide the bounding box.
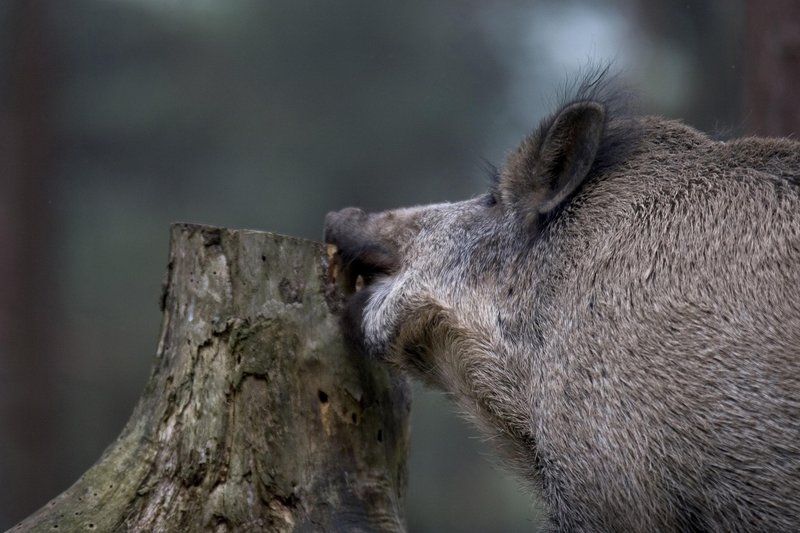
[324,71,800,532]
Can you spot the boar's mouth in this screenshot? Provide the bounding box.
[325,241,397,295]
[324,208,401,356]
[323,211,399,295]
[324,239,398,357]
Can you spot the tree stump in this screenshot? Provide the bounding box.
[10,223,411,532]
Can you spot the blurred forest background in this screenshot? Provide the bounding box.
[2,0,798,531]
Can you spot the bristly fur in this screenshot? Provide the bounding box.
[544,63,641,172]
[481,158,501,186]
[501,65,643,231]
[325,68,800,531]
[481,158,502,206]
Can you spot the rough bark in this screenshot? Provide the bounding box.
[9,223,411,532]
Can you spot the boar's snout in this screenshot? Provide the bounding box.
[324,207,399,294]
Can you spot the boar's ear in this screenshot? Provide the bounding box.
[534,101,606,214]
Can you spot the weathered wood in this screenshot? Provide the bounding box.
[9,223,410,532]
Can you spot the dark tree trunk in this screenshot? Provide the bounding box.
[9,224,410,532]
[0,0,60,524]
[745,0,800,136]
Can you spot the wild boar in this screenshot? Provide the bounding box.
[324,71,800,532]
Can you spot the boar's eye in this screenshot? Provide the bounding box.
[482,192,498,208]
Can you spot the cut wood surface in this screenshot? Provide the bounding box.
[10,223,411,532]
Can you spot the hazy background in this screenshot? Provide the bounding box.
[2,0,792,530]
